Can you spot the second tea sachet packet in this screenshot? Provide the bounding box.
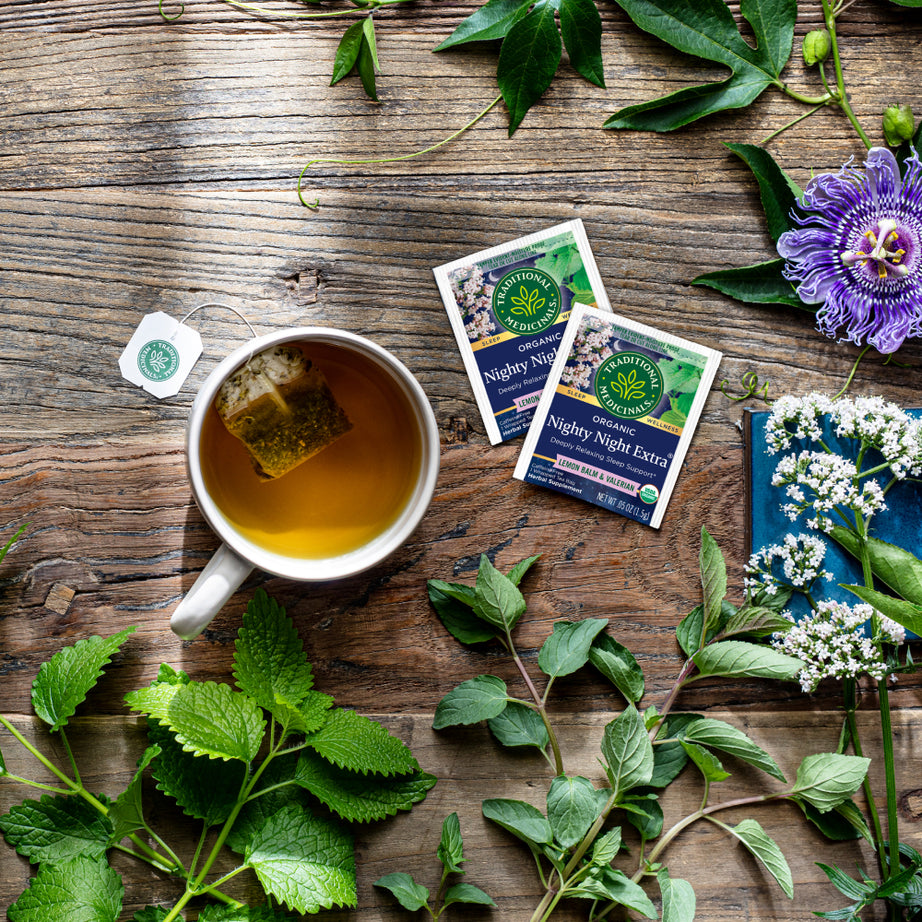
[514,305,722,528]
[433,219,612,444]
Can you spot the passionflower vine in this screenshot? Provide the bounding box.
[777,146,922,354]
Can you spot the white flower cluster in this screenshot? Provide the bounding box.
[772,450,887,532]
[449,265,496,343]
[561,319,615,391]
[773,601,891,693]
[746,533,831,595]
[765,393,834,453]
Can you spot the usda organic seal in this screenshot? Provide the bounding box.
[638,484,660,504]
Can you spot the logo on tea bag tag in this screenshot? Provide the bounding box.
[119,312,203,398]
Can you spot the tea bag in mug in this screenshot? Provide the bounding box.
[215,344,353,480]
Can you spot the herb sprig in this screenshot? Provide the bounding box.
[0,589,435,920]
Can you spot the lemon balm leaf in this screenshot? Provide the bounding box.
[234,589,316,716]
[31,628,135,731]
[244,804,356,914]
[7,855,123,922]
[304,708,419,776]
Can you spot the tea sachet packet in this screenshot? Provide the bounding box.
[434,219,612,444]
[514,305,722,529]
[215,344,352,480]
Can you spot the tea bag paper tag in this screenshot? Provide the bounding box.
[118,312,203,399]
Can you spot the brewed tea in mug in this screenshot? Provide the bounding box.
[199,341,423,559]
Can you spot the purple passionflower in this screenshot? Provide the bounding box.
[777,146,922,354]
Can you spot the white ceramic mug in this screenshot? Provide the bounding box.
[170,326,440,640]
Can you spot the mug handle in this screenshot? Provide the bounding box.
[170,543,254,640]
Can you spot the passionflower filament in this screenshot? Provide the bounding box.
[777,146,922,354]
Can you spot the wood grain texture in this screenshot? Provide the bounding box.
[3,0,922,918]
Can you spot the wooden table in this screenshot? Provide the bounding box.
[3,1,922,918]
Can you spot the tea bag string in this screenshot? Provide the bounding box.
[177,302,259,343]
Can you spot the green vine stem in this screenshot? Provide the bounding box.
[821,0,872,149]
[297,94,504,208]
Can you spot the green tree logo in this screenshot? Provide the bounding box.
[594,352,664,420]
[137,339,180,382]
[493,267,560,335]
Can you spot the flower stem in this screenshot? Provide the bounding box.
[832,345,871,399]
[821,0,872,149]
[761,102,830,145]
[511,645,564,776]
[298,94,504,208]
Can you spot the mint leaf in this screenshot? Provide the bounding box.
[604,0,795,131]
[692,640,804,682]
[497,0,562,135]
[682,717,786,781]
[482,798,553,847]
[146,721,246,826]
[621,794,664,839]
[435,0,531,50]
[438,812,465,873]
[165,681,265,762]
[488,700,550,750]
[305,708,419,776]
[539,619,608,680]
[108,746,161,844]
[692,258,805,308]
[428,580,497,645]
[7,855,123,922]
[331,20,365,85]
[658,868,696,922]
[373,872,430,911]
[32,628,135,731]
[295,751,435,822]
[791,754,871,812]
[681,740,730,782]
[699,528,727,637]
[719,604,792,640]
[245,804,356,913]
[506,554,541,586]
[233,590,316,723]
[590,827,622,866]
[546,775,602,849]
[473,555,526,631]
[444,882,496,907]
[719,817,793,897]
[559,0,604,87]
[601,704,654,799]
[0,794,113,865]
[433,675,509,729]
[570,867,658,917]
[587,632,644,703]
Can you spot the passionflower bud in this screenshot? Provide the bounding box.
[883,104,915,147]
[802,29,831,66]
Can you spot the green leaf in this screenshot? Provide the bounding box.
[692,640,804,682]
[433,675,509,729]
[830,526,922,606]
[146,721,246,826]
[32,628,135,731]
[648,713,700,786]
[428,580,497,644]
[682,717,786,781]
[621,794,664,839]
[692,258,806,308]
[482,798,553,848]
[725,142,801,241]
[791,753,871,812]
[488,700,550,750]
[164,681,265,762]
[794,797,868,842]
[539,619,608,679]
[305,708,419,776]
[438,811,466,873]
[443,882,496,907]
[547,775,603,849]
[721,817,793,898]
[435,0,532,50]
[604,0,795,131]
[559,0,605,87]
[7,855,123,922]
[0,523,26,564]
[362,16,380,72]
[245,804,356,914]
[497,0,563,135]
[591,827,622,865]
[473,555,527,631]
[720,603,793,640]
[124,681,182,725]
[197,907,297,922]
[331,20,365,85]
[601,704,654,799]
[658,868,696,922]
[373,872,430,912]
[294,751,436,823]
[676,605,705,657]
[233,589,316,721]
[108,746,161,844]
[681,740,730,782]
[356,35,378,101]
[133,909,169,922]
[699,528,727,637]
[506,554,541,586]
[570,867,658,917]
[0,794,114,865]
[588,632,645,703]
[841,584,922,637]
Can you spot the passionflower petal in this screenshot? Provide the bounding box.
[777,146,922,354]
